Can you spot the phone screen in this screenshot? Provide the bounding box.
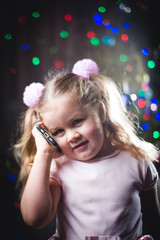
[36,123,61,152]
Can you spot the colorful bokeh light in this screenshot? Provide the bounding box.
[119,54,128,62]
[8,173,16,181]
[156,112,160,121]
[138,89,145,97]
[151,103,157,111]
[87,31,96,39]
[102,36,116,46]
[141,82,149,91]
[137,98,146,108]
[5,33,12,40]
[122,22,130,29]
[64,14,72,21]
[142,48,149,56]
[125,64,133,72]
[90,37,100,46]
[104,22,112,29]
[111,26,119,33]
[49,46,58,54]
[94,14,103,25]
[32,57,40,65]
[22,43,30,50]
[60,30,69,38]
[98,6,106,13]
[54,60,64,69]
[121,34,129,41]
[148,60,155,69]
[151,98,158,105]
[142,123,149,131]
[32,11,40,18]
[153,131,160,139]
[143,113,150,121]
[18,16,26,24]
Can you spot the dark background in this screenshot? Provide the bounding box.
[1,0,160,239]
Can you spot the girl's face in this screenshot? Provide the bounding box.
[41,93,112,161]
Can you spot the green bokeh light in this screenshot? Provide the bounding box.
[90,37,100,46]
[32,11,40,18]
[60,30,69,38]
[49,46,58,54]
[153,131,160,139]
[119,54,128,62]
[148,60,155,69]
[5,33,12,40]
[32,57,40,65]
[98,6,106,13]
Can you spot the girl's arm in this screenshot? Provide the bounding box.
[141,183,160,239]
[20,125,62,229]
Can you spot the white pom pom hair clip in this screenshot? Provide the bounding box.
[72,58,99,79]
[23,82,45,108]
[23,59,99,107]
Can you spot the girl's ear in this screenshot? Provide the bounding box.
[99,101,106,123]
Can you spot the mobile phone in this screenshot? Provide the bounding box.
[36,123,61,152]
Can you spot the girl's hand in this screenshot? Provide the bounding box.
[32,122,62,159]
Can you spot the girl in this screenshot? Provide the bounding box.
[14,59,160,240]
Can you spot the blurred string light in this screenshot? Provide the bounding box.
[125,64,133,72]
[102,36,116,46]
[148,60,155,69]
[32,57,40,65]
[142,48,149,56]
[143,113,150,121]
[90,37,100,46]
[121,34,129,41]
[98,6,106,13]
[64,14,72,21]
[151,103,157,111]
[32,11,40,18]
[156,112,160,121]
[8,173,16,181]
[22,43,30,50]
[153,131,160,139]
[142,123,149,131]
[37,37,46,45]
[119,54,128,62]
[49,46,58,54]
[87,31,96,39]
[141,82,149,91]
[60,30,69,38]
[54,60,64,69]
[111,26,119,34]
[119,3,131,13]
[130,94,137,101]
[4,33,12,40]
[104,22,112,29]
[151,98,158,105]
[18,16,26,24]
[138,98,146,108]
[94,14,103,25]
[138,89,145,97]
[123,22,131,29]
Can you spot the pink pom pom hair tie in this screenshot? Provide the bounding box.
[23,59,99,107]
[23,82,45,108]
[72,59,99,79]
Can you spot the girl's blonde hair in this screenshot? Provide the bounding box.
[14,71,159,195]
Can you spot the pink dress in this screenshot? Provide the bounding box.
[49,150,158,240]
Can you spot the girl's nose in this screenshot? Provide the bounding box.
[67,129,81,143]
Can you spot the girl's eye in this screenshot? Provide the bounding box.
[73,119,83,126]
[52,129,64,136]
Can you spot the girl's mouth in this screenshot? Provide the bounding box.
[73,140,89,151]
